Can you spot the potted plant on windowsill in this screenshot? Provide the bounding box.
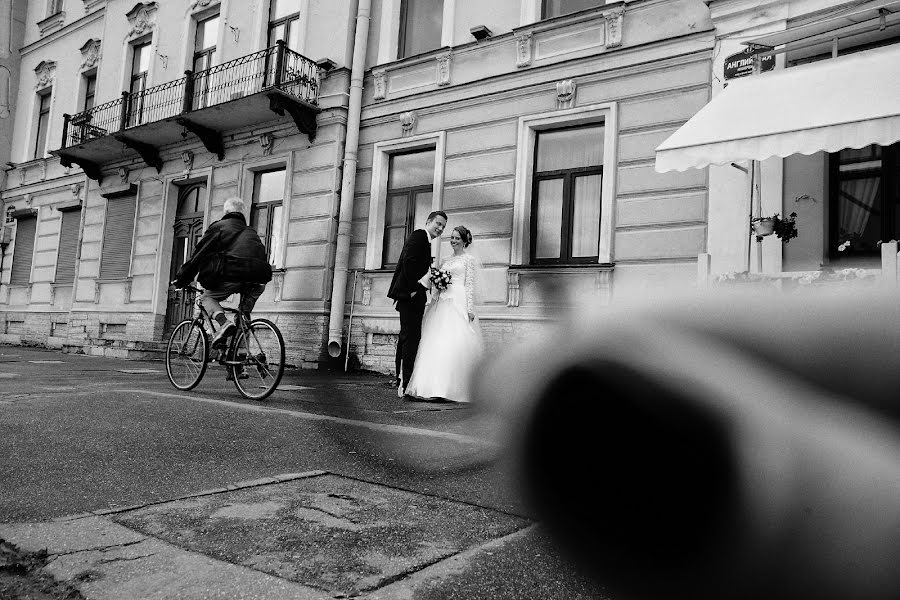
[751,212,798,242]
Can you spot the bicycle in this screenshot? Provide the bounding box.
[165,283,286,401]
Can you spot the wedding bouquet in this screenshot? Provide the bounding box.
[429,265,452,291]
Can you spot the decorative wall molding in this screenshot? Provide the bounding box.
[604,7,625,48]
[79,38,101,71]
[258,132,274,155]
[361,274,372,306]
[373,70,386,100]
[436,53,452,86]
[70,183,83,200]
[83,0,105,13]
[37,11,65,37]
[515,31,533,68]
[38,161,47,182]
[556,79,577,109]
[125,2,159,39]
[189,0,216,11]
[506,270,520,307]
[117,166,129,184]
[272,271,285,302]
[181,150,194,172]
[399,111,417,135]
[34,60,57,90]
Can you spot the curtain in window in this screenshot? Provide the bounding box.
[572,174,601,258]
[534,178,564,259]
[839,176,881,242]
[536,126,603,171]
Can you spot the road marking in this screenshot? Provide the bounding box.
[28,360,65,364]
[0,373,20,378]
[122,389,495,446]
[117,369,161,374]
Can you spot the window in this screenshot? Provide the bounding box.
[250,169,286,267]
[382,149,435,268]
[193,14,219,108]
[542,0,603,19]
[830,143,900,259]
[530,125,604,264]
[193,14,218,72]
[9,215,37,286]
[82,73,96,112]
[268,0,301,48]
[47,0,64,16]
[100,197,136,279]
[55,207,81,284]
[33,90,52,158]
[399,0,444,59]
[127,40,151,126]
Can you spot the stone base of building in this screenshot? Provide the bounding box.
[0,310,335,368]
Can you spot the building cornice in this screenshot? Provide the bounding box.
[20,8,105,58]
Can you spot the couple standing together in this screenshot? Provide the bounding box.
[387,211,483,403]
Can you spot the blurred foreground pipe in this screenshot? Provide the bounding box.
[473,288,900,600]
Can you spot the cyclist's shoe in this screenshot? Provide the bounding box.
[226,367,249,381]
[211,322,236,348]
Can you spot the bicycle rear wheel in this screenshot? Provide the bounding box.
[229,318,285,400]
[166,319,209,390]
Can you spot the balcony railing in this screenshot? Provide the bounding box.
[61,41,319,150]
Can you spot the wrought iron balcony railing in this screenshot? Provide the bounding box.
[61,41,319,150]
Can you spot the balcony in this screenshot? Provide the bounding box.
[52,41,320,183]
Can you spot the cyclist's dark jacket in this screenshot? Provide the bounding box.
[175,212,272,289]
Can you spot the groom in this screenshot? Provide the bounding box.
[387,210,448,397]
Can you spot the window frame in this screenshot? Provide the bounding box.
[9,211,38,286]
[398,0,445,60]
[267,0,302,49]
[530,124,605,264]
[81,72,97,112]
[128,39,151,127]
[193,13,219,73]
[33,88,52,159]
[54,204,82,285]
[381,148,437,269]
[512,103,618,267]
[828,143,899,260]
[47,0,64,17]
[365,131,446,270]
[541,0,604,20]
[99,193,138,281]
[249,167,287,269]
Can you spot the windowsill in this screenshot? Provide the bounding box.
[364,268,395,274]
[509,263,615,272]
[38,11,65,37]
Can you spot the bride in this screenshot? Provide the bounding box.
[405,225,483,403]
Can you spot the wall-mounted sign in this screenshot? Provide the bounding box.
[724,47,775,80]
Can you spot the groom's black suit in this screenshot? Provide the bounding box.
[387,228,432,390]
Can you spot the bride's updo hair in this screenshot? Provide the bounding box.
[453,225,473,247]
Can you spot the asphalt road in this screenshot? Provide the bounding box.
[0,345,608,599]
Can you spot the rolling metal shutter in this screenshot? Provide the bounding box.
[55,209,81,284]
[100,197,136,279]
[9,216,36,285]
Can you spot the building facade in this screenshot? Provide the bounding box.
[692,0,900,279]
[0,0,718,371]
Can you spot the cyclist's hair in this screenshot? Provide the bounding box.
[224,197,245,215]
[426,210,448,224]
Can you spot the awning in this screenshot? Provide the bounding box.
[655,44,900,173]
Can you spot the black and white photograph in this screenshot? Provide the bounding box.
[0,1,898,598]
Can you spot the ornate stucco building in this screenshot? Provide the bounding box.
[1,0,719,371]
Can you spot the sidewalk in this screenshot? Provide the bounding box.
[0,345,606,600]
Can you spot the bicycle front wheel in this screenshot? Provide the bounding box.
[166,319,209,391]
[230,318,285,400]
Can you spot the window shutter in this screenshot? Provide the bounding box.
[100,197,136,279]
[55,209,81,284]
[9,216,37,285]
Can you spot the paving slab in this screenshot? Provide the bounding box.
[112,473,531,598]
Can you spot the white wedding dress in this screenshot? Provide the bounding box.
[405,252,483,402]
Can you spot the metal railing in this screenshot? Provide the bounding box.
[61,41,320,150]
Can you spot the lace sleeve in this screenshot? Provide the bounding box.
[465,254,476,316]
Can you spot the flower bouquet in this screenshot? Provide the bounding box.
[429,265,452,291]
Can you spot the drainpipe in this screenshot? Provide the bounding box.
[327,0,371,358]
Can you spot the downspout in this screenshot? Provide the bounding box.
[327,0,371,358]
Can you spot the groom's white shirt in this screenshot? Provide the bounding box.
[416,228,437,290]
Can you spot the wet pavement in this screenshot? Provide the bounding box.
[0,345,608,599]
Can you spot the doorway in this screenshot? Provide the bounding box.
[165,183,207,333]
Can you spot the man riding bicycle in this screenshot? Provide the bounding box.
[174,197,272,351]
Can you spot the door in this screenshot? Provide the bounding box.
[165,184,206,333]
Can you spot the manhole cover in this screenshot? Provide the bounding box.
[114,474,529,596]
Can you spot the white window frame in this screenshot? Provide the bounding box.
[377,0,456,64]
[365,131,446,270]
[240,153,292,271]
[512,102,618,265]
[251,0,311,54]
